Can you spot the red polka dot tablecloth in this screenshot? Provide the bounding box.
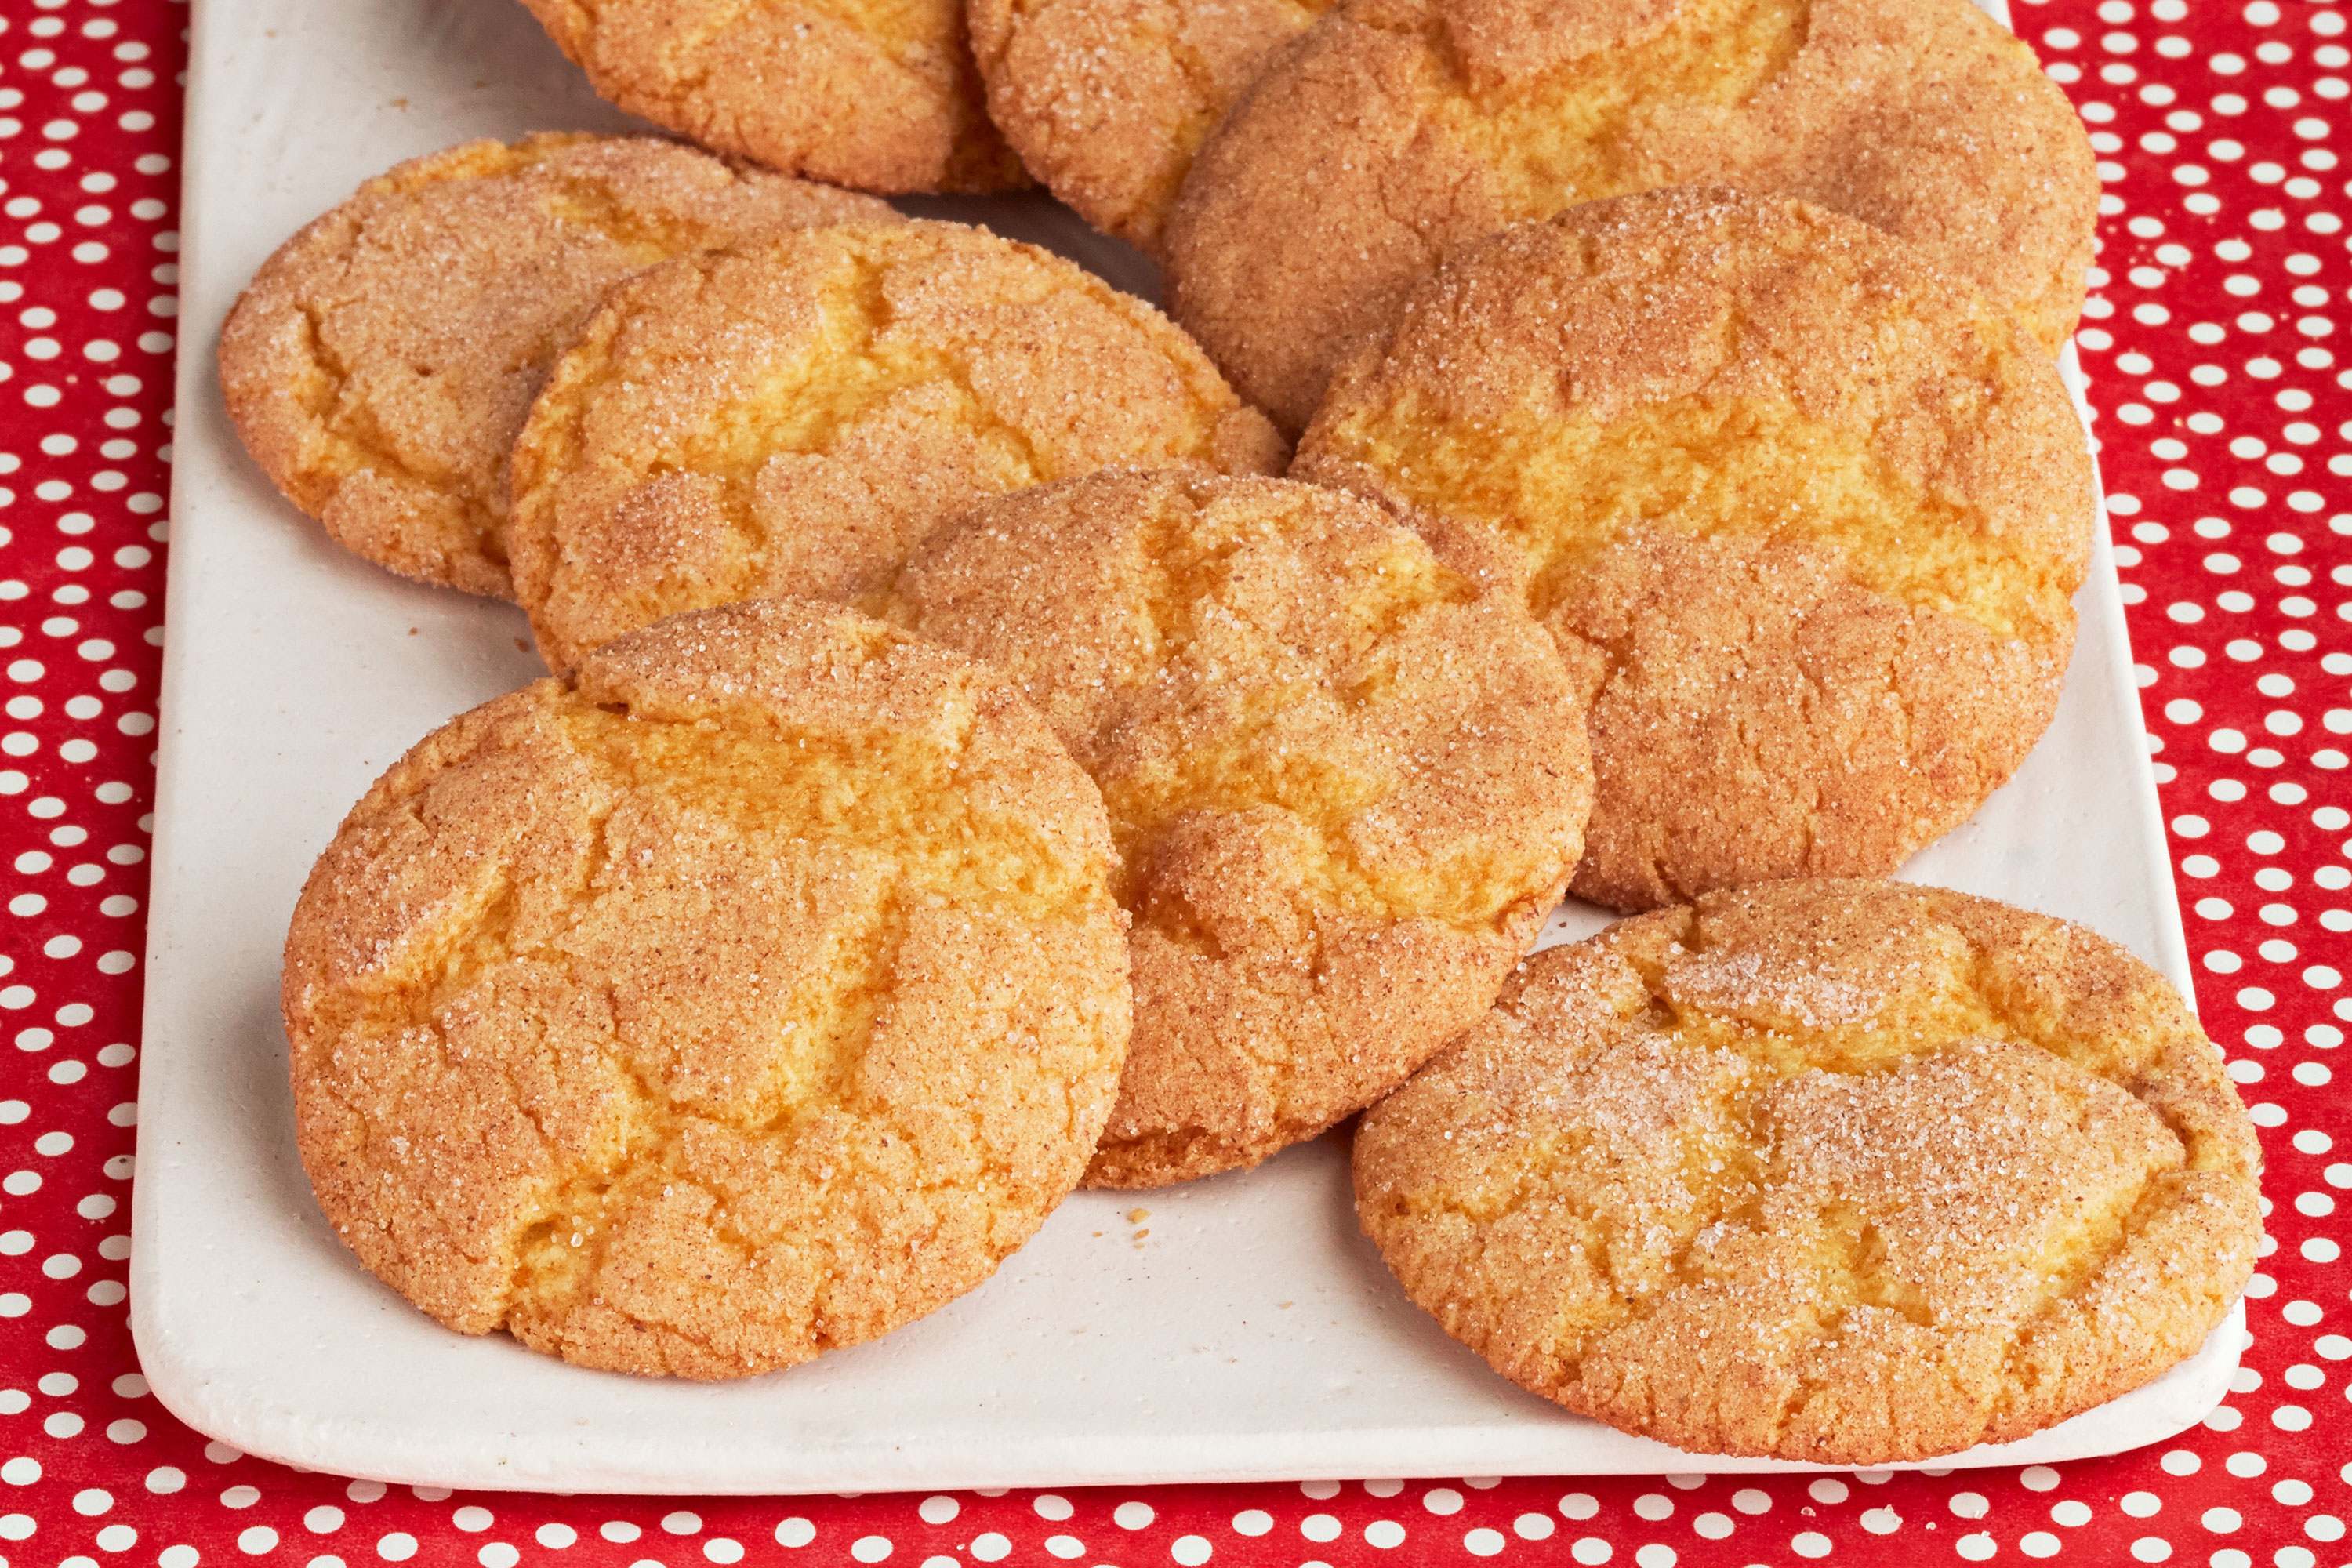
[2,0,2348,1562]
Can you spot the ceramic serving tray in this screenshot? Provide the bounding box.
[128,0,2243,1493]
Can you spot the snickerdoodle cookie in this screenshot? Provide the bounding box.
[219,134,894,599]
[968,0,1336,252]
[516,0,1025,194]
[1296,189,2095,911]
[509,220,1287,673]
[887,470,1589,1185]
[1356,879,2261,1463]
[1167,0,2098,429]
[282,600,1131,1378]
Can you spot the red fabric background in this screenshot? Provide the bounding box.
[0,0,2346,1561]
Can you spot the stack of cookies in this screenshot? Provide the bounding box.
[230,0,2261,1465]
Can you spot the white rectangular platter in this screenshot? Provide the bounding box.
[129,0,2243,1494]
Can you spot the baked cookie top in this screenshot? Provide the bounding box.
[218,133,894,600]
[517,0,1025,194]
[281,601,1131,1378]
[969,0,1337,252]
[887,470,1591,1185]
[1167,0,2098,429]
[509,219,1287,673]
[1296,188,2095,910]
[1355,879,2262,1463]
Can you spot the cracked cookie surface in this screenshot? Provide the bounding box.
[508,220,1287,673]
[887,470,1591,1185]
[968,0,1336,252]
[1165,0,2097,430]
[1296,188,2096,910]
[217,133,894,600]
[517,0,1027,194]
[281,600,1131,1378]
[1355,878,2261,1463]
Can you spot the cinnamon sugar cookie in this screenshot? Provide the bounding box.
[1296,189,2095,910]
[218,134,893,599]
[887,470,1590,1185]
[282,600,1131,1377]
[969,0,1337,252]
[1356,879,2262,1463]
[1167,0,2098,429]
[509,220,1287,673]
[517,0,1025,194]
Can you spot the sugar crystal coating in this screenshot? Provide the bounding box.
[283,600,1131,1378]
[1167,0,2098,429]
[970,0,1338,251]
[1356,879,2263,1463]
[888,470,1593,1184]
[1297,187,2096,909]
[218,133,897,598]
[517,0,1029,194]
[509,220,1287,672]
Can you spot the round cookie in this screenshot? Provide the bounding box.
[281,600,1131,1378]
[1295,188,2096,911]
[1356,879,2263,1463]
[516,0,1025,194]
[509,220,1288,673]
[1167,0,2098,430]
[886,470,1591,1186]
[218,134,894,599]
[969,0,1337,252]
